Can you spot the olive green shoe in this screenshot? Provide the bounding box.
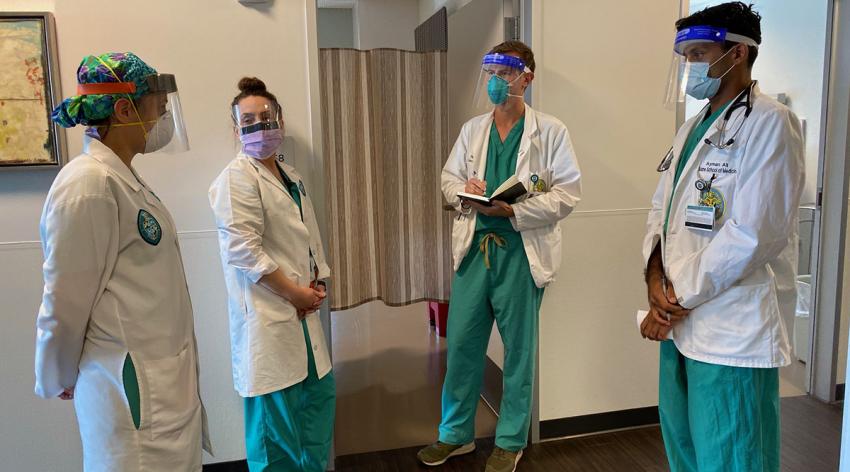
[485,447,524,472]
[416,441,476,466]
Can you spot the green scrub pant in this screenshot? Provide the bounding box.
[659,341,780,472]
[439,230,544,452]
[244,320,336,472]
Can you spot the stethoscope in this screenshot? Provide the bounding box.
[656,80,757,173]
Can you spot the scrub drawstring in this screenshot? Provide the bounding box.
[478,233,506,270]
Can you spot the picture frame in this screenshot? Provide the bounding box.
[0,12,67,169]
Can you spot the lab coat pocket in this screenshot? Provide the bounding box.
[694,282,776,359]
[140,345,200,442]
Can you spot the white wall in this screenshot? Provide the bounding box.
[318,7,355,49]
[531,0,679,421]
[0,0,323,468]
[353,0,419,50]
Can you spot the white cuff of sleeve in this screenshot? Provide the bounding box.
[248,257,280,284]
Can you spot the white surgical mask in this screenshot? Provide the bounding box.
[143,111,175,154]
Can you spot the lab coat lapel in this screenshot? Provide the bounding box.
[85,139,178,235]
[245,154,297,205]
[516,104,538,174]
[84,138,142,192]
[472,113,494,178]
[675,98,749,196]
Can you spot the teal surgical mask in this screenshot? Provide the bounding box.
[685,48,736,100]
[487,73,524,105]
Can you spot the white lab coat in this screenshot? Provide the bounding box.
[642,87,805,368]
[209,154,332,398]
[34,138,211,471]
[442,104,582,287]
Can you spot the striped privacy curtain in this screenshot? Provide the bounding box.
[319,48,452,311]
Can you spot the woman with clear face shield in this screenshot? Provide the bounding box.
[35,52,211,471]
[208,77,334,472]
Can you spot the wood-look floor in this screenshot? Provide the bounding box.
[335,396,842,472]
[332,302,498,456]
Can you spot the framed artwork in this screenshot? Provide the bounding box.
[0,12,66,168]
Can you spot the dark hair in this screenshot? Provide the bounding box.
[489,40,536,72]
[231,77,282,123]
[676,2,762,67]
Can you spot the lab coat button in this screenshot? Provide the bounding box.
[313,344,318,350]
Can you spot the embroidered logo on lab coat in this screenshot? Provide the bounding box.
[298,180,307,196]
[137,209,162,246]
[698,189,726,221]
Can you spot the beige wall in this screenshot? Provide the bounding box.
[354,0,419,50]
[418,0,476,24]
[531,0,679,421]
[0,0,323,467]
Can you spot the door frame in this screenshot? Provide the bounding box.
[812,0,850,403]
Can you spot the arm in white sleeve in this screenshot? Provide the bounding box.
[642,175,667,269]
[209,168,279,283]
[441,124,470,209]
[35,196,117,398]
[667,108,805,308]
[511,125,582,231]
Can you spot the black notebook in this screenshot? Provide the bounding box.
[457,175,527,206]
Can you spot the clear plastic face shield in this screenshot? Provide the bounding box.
[78,73,189,153]
[233,99,284,159]
[139,73,189,153]
[472,53,531,111]
[232,100,282,136]
[663,26,758,107]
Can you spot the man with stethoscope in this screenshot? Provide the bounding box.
[640,3,804,471]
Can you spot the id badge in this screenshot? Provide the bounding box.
[684,205,715,232]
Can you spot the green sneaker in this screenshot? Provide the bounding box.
[416,441,476,466]
[485,447,524,472]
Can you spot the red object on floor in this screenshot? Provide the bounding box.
[428,301,449,337]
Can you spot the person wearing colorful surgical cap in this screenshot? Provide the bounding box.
[34,52,211,471]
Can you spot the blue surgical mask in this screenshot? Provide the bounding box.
[487,75,510,105]
[685,48,736,100]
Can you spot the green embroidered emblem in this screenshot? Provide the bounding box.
[698,188,726,221]
[137,209,162,245]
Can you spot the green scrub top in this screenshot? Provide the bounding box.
[277,163,303,216]
[476,116,525,233]
[663,102,731,234]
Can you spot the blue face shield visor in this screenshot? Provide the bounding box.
[663,25,759,107]
[673,26,758,55]
[473,53,533,110]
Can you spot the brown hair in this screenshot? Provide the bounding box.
[488,40,536,72]
[230,77,282,124]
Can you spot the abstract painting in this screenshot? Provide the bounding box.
[0,13,65,168]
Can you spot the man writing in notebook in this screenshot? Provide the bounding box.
[417,41,582,472]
